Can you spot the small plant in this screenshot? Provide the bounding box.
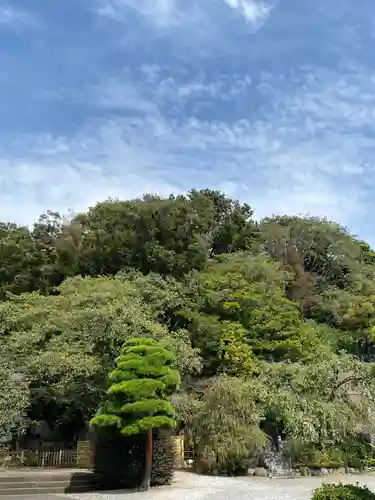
[312,483,375,500]
[299,466,311,476]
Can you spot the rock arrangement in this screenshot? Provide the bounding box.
[248,466,375,478]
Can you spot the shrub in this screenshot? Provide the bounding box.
[342,436,373,463]
[151,434,175,486]
[93,432,143,490]
[222,455,252,476]
[183,376,267,477]
[193,447,253,477]
[312,483,375,500]
[345,456,365,471]
[299,466,310,476]
[92,430,175,490]
[295,449,345,470]
[341,435,373,470]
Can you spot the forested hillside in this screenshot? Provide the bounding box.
[2,189,375,471]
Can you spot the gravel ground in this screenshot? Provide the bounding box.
[59,471,375,500]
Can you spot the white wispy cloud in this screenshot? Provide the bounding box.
[1,0,374,248]
[223,0,272,25]
[94,0,273,57]
[0,154,178,224]
[95,0,219,56]
[98,0,272,28]
[3,60,373,231]
[0,4,35,27]
[96,0,182,27]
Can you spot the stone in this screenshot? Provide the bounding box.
[311,469,323,476]
[247,468,255,477]
[3,456,13,467]
[254,467,269,477]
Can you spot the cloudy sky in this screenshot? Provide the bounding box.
[0,0,374,243]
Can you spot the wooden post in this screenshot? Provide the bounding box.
[76,440,93,469]
[171,435,184,468]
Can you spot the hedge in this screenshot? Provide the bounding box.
[92,430,175,490]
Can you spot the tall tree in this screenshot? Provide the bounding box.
[0,357,29,442]
[71,190,258,279]
[90,338,180,490]
[260,216,363,303]
[183,253,320,372]
[0,276,195,440]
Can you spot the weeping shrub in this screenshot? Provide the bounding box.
[178,376,268,477]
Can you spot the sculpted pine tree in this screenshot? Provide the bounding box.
[90,338,180,490]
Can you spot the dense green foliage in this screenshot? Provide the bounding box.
[313,484,375,500]
[1,189,375,473]
[90,338,180,436]
[92,432,175,489]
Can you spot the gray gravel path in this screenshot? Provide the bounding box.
[57,471,375,500]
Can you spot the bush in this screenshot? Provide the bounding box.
[93,432,144,490]
[299,466,311,476]
[295,449,345,470]
[341,435,373,470]
[342,437,373,462]
[312,484,375,500]
[222,455,251,476]
[194,451,252,477]
[345,456,365,471]
[92,430,175,490]
[151,434,175,486]
[288,435,374,472]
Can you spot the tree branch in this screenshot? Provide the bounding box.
[329,375,366,402]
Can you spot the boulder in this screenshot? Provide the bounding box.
[254,467,268,477]
[311,469,323,476]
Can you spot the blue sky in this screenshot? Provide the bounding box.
[0,0,374,244]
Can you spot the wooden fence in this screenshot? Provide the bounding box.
[0,437,191,469]
[0,449,78,468]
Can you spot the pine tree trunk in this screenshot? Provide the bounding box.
[141,429,153,491]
